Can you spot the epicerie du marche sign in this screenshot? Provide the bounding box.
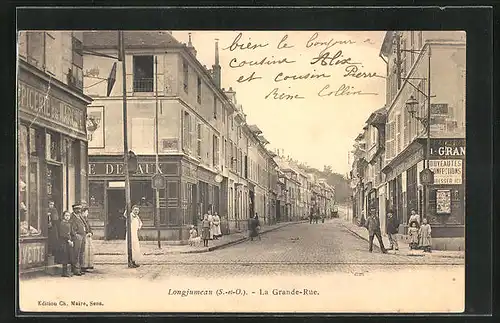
[18,82,85,133]
[428,159,463,185]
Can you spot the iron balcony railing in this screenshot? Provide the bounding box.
[133,78,154,92]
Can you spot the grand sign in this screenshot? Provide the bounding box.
[19,242,46,268]
[430,139,465,158]
[18,81,86,133]
[89,162,170,176]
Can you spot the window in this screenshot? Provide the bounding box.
[224,139,229,168]
[18,32,27,60]
[213,95,217,119]
[131,181,154,223]
[71,36,84,90]
[197,123,202,158]
[45,132,61,162]
[244,155,248,178]
[133,56,154,92]
[395,114,402,154]
[182,111,192,152]
[89,182,105,223]
[19,125,42,237]
[239,150,243,174]
[27,32,44,69]
[213,135,219,167]
[400,37,407,79]
[183,59,188,93]
[418,31,423,49]
[45,32,57,76]
[410,31,415,66]
[222,106,226,125]
[197,77,202,104]
[231,116,234,131]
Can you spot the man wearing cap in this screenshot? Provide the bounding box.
[70,202,87,275]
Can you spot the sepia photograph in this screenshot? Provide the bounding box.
[17,28,466,313]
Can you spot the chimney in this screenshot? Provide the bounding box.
[186,32,197,57]
[212,38,221,88]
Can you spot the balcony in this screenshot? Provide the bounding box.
[133,78,154,92]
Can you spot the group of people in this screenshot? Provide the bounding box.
[309,210,325,224]
[364,207,432,253]
[190,210,223,247]
[47,201,94,277]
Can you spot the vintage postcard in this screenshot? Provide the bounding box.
[17,29,466,313]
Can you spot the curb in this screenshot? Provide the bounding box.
[340,222,464,259]
[95,221,306,256]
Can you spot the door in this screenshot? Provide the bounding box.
[106,189,126,240]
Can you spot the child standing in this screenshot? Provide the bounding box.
[408,221,419,250]
[188,225,198,246]
[58,211,75,277]
[419,218,432,252]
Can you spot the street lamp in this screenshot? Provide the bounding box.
[400,42,434,225]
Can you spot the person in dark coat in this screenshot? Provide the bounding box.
[58,211,75,277]
[70,203,87,276]
[386,209,399,251]
[47,200,60,258]
[248,214,261,241]
[365,207,388,253]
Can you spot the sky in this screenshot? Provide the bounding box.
[173,31,387,174]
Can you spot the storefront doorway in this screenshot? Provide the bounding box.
[106,189,126,240]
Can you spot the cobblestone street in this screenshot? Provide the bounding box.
[20,218,464,312]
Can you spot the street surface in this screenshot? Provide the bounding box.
[19,219,464,313]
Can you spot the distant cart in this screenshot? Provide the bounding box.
[332,205,339,218]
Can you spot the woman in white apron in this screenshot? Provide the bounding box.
[124,205,143,268]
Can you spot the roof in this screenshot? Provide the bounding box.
[83,31,184,50]
[247,124,262,135]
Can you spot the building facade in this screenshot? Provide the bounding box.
[349,31,465,250]
[18,31,92,272]
[82,31,234,240]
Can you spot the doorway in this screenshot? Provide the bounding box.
[106,189,126,240]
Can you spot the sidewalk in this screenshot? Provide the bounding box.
[338,218,465,259]
[94,220,307,256]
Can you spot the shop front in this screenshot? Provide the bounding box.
[88,155,187,240]
[426,139,465,241]
[18,62,91,272]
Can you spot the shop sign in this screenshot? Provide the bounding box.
[20,242,45,267]
[428,159,463,184]
[18,81,85,133]
[88,162,168,176]
[430,139,465,158]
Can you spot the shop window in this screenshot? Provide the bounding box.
[131,181,154,222]
[133,55,154,92]
[19,125,42,237]
[89,182,105,223]
[45,132,61,162]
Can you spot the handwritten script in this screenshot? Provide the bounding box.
[223,32,381,100]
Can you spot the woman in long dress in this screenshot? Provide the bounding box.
[81,206,94,272]
[212,212,222,240]
[124,205,143,268]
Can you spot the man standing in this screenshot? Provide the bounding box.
[365,207,387,253]
[47,200,60,257]
[70,202,87,276]
[386,209,399,251]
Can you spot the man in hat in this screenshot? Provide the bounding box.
[365,207,388,254]
[70,202,87,275]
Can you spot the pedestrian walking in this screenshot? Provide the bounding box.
[81,205,94,272]
[58,211,75,277]
[408,221,419,250]
[124,205,143,268]
[255,214,262,241]
[248,214,261,241]
[418,218,432,252]
[386,209,399,251]
[70,203,86,276]
[364,207,387,253]
[206,209,214,240]
[212,212,222,239]
[201,214,211,247]
[309,210,314,224]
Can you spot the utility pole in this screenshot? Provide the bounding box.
[119,31,134,267]
[424,45,432,220]
[154,56,161,249]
